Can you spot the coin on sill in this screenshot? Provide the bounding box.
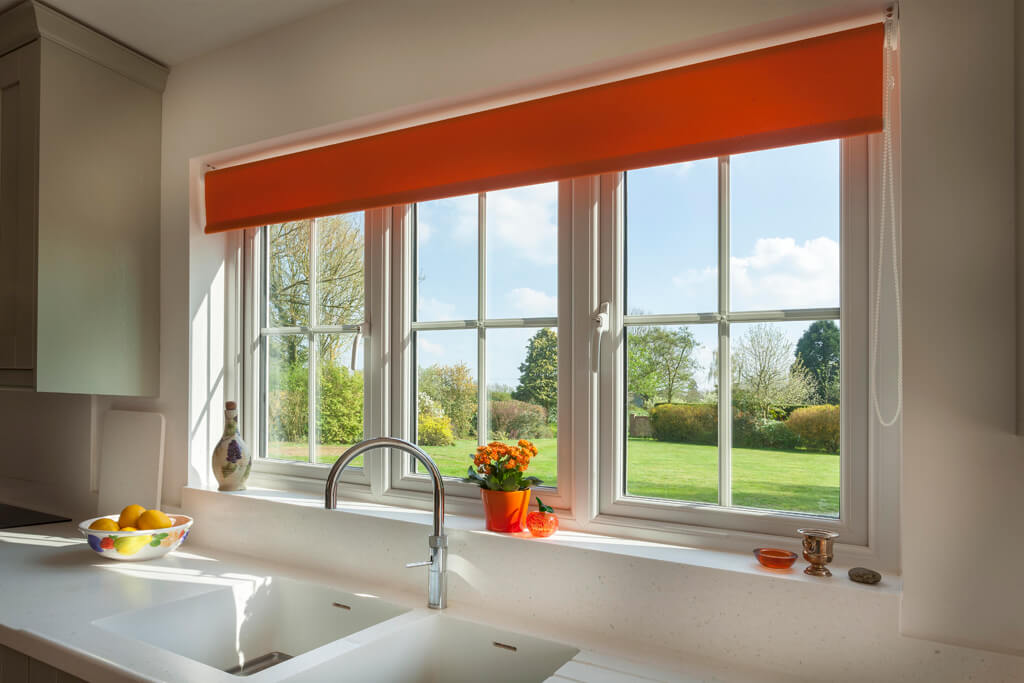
[848,567,882,584]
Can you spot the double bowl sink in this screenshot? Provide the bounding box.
[94,577,578,682]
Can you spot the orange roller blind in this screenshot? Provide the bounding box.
[205,23,882,234]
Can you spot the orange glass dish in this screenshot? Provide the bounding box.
[753,548,798,569]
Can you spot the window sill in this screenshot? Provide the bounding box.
[183,485,901,595]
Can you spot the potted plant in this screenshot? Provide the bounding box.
[464,440,542,532]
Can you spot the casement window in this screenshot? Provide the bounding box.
[593,138,869,543]
[384,184,572,507]
[223,22,891,552]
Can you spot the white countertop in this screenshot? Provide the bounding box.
[0,522,786,683]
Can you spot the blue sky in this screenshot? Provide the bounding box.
[413,140,840,393]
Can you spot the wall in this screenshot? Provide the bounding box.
[900,0,1024,655]
[0,0,1022,667]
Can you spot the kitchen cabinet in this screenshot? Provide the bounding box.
[0,644,85,683]
[0,1,166,395]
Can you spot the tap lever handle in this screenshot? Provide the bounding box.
[405,560,432,568]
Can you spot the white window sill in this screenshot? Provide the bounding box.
[183,485,901,595]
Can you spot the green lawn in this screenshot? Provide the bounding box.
[269,437,839,516]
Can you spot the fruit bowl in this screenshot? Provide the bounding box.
[79,514,193,562]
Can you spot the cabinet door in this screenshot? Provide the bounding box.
[0,44,37,372]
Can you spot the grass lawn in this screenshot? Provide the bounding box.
[268,437,839,516]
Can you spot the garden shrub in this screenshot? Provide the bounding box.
[317,366,364,444]
[418,414,455,447]
[650,404,718,445]
[749,418,800,450]
[490,400,553,440]
[786,405,840,453]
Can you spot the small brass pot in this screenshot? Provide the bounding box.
[798,528,839,577]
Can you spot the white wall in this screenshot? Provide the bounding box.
[900,0,1024,655]
[1,0,1022,668]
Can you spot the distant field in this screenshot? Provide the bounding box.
[268,437,839,516]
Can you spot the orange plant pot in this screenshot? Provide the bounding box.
[481,488,531,532]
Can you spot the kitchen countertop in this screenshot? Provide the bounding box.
[0,522,788,683]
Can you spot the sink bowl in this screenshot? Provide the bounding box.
[292,614,579,683]
[94,577,408,675]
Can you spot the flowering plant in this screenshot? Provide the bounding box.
[464,440,543,491]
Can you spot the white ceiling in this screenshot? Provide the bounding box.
[1,0,352,65]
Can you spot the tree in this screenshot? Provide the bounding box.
[732,323,814,418]
[512,328,558,417]
[627,326,699,407]
[268,216,364,364]
[794,320,840,404]
[418,362,478,438]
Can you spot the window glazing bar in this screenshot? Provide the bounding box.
[717,156,732,508]
[477,192,488,449]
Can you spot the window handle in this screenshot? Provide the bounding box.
[351,322,367,371]
[591,302,609,374]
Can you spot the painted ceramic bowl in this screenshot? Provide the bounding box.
[753,547,798,569]
[78,514,193,562]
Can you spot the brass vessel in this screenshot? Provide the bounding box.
[798,528,839,577]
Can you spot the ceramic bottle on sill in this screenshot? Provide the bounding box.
[212,401,251,491]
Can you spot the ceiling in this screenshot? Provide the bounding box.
[1,0,353,65]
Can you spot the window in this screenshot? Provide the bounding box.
[241,138,872,547]
[403,184,562,491]
[596,138,868,542]
[255,213,370,476]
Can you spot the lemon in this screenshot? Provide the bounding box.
[136,509,173,530]
[119,526,137,532]
[113,534,152,555]
[117,504,147,529]
[88,518,119,532]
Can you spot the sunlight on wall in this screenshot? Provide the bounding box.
[189,261,227,490]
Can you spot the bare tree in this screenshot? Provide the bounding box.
[732,324,814,418]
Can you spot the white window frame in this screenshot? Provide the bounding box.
[386,192,574,511]
[233,136,890,559]
[243,208,392,498]
[589,137,870,544]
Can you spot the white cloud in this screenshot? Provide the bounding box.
[506,287,557,317]
[730,237,839,310]
[419,338,445,356]
[418,296,457,321]
[487,183,558,266]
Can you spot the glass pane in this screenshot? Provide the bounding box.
[318,213,365,326]
[730,140,840,312]
[316,333,364,466]
[624,324,718,502]
[485,183,558,319]
[730,321,840,516]
[265,335,309,462]
[626,159,718,315]
[268,221,310,327]
[415,329,478,478]
[487,327,557,488]
[416,195,478,321]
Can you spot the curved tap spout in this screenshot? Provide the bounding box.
[324,437,447,609]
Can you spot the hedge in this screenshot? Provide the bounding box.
[785,405,840,453]
[489,400,553,440]
[651,402,837,453]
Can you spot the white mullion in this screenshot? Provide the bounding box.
[307,218,319,464]
[259,227,269,462]
[477,192,488,447]
[717,156,732,508]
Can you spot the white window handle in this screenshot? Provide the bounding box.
[351,322,367,371]
[591,302,609,374]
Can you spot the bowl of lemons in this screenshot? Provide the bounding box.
[79,504,192,561]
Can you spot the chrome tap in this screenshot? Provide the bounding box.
[324,437,447,610]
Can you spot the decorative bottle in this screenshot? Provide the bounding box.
[212,401,251,491]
